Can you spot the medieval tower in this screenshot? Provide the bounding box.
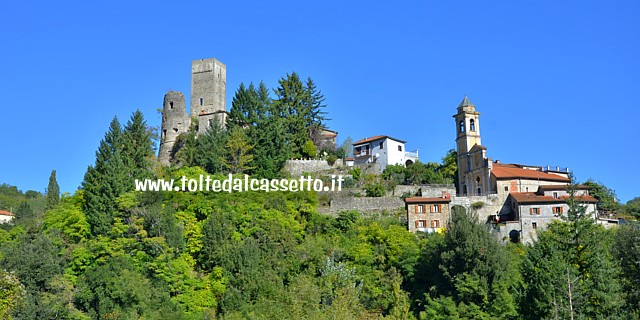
[158,91,189,165]
[191,58,227,134]
[453,96,493,196]
[158,58,227,165]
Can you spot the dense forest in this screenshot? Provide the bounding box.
[1,74,639,319]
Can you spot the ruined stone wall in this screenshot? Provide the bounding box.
[159,91,189,165]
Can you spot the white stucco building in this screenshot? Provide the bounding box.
[352,135,419,172]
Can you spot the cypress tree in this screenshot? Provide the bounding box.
[45,169,59,210]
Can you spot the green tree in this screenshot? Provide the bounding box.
[122,110,155,181]
[0,270,26,319]
[613,224,640,317]
[583,179,621,212]
[520,181,625,319]
[221,127,254,174]
[45,170,59,211]
[82,117,130,235]
[194,120,228,174]
[420,207,518,319]
[302,139,317,159]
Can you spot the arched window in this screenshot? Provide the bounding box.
[470,119,475,131]
[462,185,467,196]
[459,120,465,132]
[476,177,482,195]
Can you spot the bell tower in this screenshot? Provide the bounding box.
[453,96,491,196]
[454,95,481,154]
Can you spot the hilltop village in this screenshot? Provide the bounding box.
[158,57,614,243]
[0,57,637,320]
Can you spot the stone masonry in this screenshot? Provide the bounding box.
[158,91,189,165]
[159,58,227,164]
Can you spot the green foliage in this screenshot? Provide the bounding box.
[82,117,130,235]
[365,183,386,197]
[221,127,254,174]
[43,195,90,243]
[349,167,361,181]
[45,170,59,211]
[302,139,318,159]
[0,270,26,320]
[194,120,228,174]
[520,181,625,319]
[122,110,155,181]
[583,179,622,212]
[621,197,640,219]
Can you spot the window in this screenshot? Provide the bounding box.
[532,222,538,229]
[476,177,481,195]
[173,128,178,133]
[199,97,204,106]
[463,185,467,196]
[416,205,424,213]
[169,101,174,109]
[553,207,564,214]
[431,220,440,228]
[459,120,465,132]
[417,220,426,228]
[355,147,361,154]
[470,119,476,131]
[398,145,402,152]
[431,204,441,213]
[504,186,509,192]
[162,129,166,140]
[530,207,540,215]
[553,192,559,199]
[379,142,384,149]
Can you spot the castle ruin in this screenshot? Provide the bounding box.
[158,58,227,165]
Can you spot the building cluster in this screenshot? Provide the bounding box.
[402,96,604,243]
[157,57,609,243]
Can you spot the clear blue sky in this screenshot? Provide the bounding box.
[1,1,637,203]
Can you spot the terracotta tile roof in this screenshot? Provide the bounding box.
[510,192,597,204]
[353,135,406,146]
[405,197,451,204]
[0,210,14,216]
[492,163,570,183]
[345,157,354,161]
[536,184,589,192]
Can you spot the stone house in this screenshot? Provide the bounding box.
[352,135,419,173]
[405,195,451,233]
[507,185,598,242]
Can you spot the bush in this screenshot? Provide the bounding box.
[327,154,338,166]
[349,167,361,180]
[365,183,386,197]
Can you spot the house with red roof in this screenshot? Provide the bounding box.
[0,210,14,224]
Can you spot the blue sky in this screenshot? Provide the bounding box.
[0,1,637,203]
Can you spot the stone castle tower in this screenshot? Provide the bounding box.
[453,96,493,196]
[158,58,227,165]
[191,58,227,135]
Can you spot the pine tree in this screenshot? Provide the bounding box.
[194,120,228,174]
[82,117,129,235]
[45,169,59,210]
[273,72,311,158]
[122,110,154,181]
